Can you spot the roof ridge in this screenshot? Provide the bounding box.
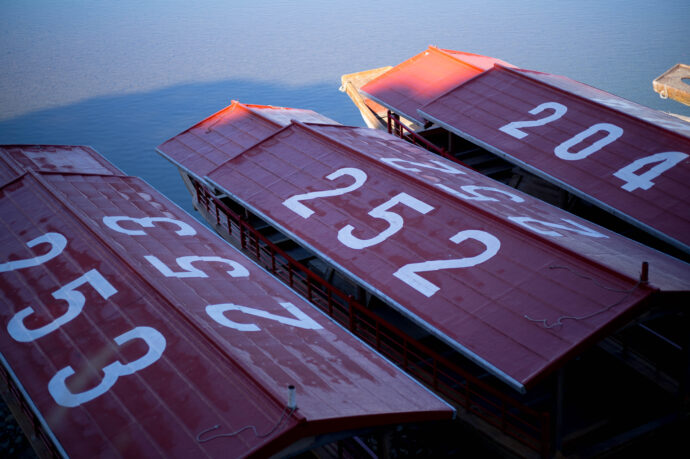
[427,45,485,72]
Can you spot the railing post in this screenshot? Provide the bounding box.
[433,359,438,390]
[387,110,392,134]
[465,380,471,409]
[307,275,313,301]
[348,295,355,331]
[541,412,551,459]
[240,223,246,249]
[202,188,209,213]
[403,340,408,369]
[501,400,507,432]
[327,289,333,316]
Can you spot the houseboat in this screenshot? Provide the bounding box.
[156,102,690,458]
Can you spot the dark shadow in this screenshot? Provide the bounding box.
[0,79,365,216]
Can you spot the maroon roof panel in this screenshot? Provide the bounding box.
[156,101,338,179]
[0,144,124,177]
[1,160,452,457]
[360,46,515,124]
[418,66,690,254]
[202,122,689,391]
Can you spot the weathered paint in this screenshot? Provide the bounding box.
[0,146,453,458]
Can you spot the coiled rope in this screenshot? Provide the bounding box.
[523,266,642,329]
[196,406,296,443]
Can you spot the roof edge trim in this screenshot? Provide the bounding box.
[427,45,486,73]
[358,90,425,125]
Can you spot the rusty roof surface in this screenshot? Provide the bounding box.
[418,65,690,254]
[156,101,338,179]
[0,147,453,458]
[360,46,515,125]
[195,121,689,391]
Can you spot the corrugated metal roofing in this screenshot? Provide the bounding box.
[187,120,689,391]
[0,146,453,458]
[0,145,125,178]
[359,46,514,125]
[157,101,338,180]
[417,65,690,255]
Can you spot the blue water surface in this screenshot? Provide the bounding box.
[1,0,688,216]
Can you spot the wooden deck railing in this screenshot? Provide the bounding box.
[0,361,63,458]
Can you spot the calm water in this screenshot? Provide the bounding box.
[1,0,689,217]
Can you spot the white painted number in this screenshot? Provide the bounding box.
[554,123,623,160]
[338,193,434,249]
[102,216,196,236]
[437,184,525,203]
[0,233,67,273]
[613,151,688,191]
[144,255,249,278]
[7,269,117,342]
[206,302,323,332]
[282,167,367,218]
[394,230,500,297]
[508,217,608,238]
[48,326,166,407]
[499,102,567,139]
[380,158,465,175]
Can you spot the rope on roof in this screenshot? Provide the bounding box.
[523,265,644,329]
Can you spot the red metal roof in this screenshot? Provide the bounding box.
[0,145,124,179]
[360,46,515,125]
[0,147,453,457]
[190,120,689,391]
[156,101,338,180]
[417,65,690,255]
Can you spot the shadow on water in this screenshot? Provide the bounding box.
[0,79,364,217]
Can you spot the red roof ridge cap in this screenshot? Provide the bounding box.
[427,45,485,73]
[361,46,484,94]
[155,101,282,152]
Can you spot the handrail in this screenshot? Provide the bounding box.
[0,364,63,458]
[192,178,551,456]
[387,110,457,162]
